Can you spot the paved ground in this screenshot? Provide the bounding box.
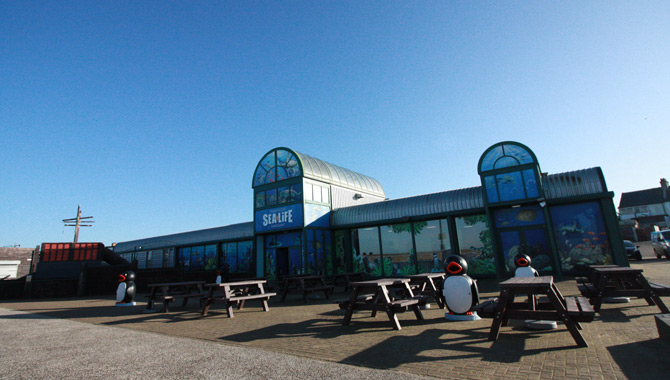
[2,242,669,380]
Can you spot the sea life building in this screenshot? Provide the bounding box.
[113,141,627,280]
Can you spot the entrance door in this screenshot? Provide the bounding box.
[276,247,289,277]
[499,228,551,274]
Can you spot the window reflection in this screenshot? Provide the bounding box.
[414,219,451,273]
[455,215,495,275]
[381,223,416,275]
[352,227,381,276]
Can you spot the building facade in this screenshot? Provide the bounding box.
[113,142,627,279]
[619,178,670,229]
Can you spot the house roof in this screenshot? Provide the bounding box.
[619,188,665,208]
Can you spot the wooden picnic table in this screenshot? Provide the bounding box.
[582,266,669,313]
[330,272,366,292]
[475,276,594,347]
[340,278,426,330]
[407,273,446,309]
[279,274,334,302]
[201,279,276,318]
[144,281,207,313]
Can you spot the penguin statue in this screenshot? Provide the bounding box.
[215,270,222,284]
[513,254,538,278]
[512,254,557,330]
[115,270,136,306]
[442,255,480,321]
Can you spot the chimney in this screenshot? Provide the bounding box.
[661,178,669,200]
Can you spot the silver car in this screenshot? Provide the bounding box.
[650,230,670,259]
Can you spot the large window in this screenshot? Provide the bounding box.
[306,229,330,275]
[414,219,451,273]
[304,182,329,204]
[334,230,347,274]
[550,202,612,273]
[380,223,416,275]
[221,241,253,274]
[455,214,495,275]
[255,183,302,209]
[352,227,381,276]
[484,169,539,203]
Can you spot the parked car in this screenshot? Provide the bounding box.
[650,230,670,259]
[623,240,642,261]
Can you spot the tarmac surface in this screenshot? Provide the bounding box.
[2,242,669,380]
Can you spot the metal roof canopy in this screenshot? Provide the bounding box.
[332,167,608,227]
[113,222,254,253]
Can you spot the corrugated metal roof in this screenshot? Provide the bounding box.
[113,222,254,253]
[332,168,610,227]
[295,150,385,198]
[331,187,484,227]
[543,168,606,199]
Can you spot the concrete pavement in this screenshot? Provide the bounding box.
[2,245,669,380]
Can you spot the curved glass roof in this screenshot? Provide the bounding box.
[478,141,538,173]
[253,148,385,198]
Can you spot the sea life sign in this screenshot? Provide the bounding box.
[255,204,304,232]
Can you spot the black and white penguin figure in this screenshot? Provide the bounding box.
[215,270,222,284]
[513,253,557,329]
[115,270,136,305]
[513,254,538,278]
[442,255,480,320]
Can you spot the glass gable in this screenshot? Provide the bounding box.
[479,143,536,173]
[253,149,302,186]
[479,142,542,204]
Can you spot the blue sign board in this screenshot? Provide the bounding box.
[255,204,304,232]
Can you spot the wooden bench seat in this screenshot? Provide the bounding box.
[649,282,670,296]
[471,298,498,318]
[146,292,208,312]
[389,296,426,312]
[577,283,598,298]
[304,285,334,292]
[228,292,277,303]
[146,294,175,301]
[565,296,595,322]
[336,294,375,309]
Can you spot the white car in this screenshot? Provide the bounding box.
[650,230,670,259]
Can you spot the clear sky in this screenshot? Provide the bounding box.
[1,1,668,248]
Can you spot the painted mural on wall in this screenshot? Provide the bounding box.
[493,206,552,272]
[334,230,346,274]
[550,202,612,272]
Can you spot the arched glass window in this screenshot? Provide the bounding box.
[478,142,541,204]
[479,143,535,172]
[253,149,302,186]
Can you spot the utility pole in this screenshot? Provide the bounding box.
[63,204,95,243]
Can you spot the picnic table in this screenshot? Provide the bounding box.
[330,272,366,292]
[339,278,426,330]
[407,273,446,309]
[201,279,276,318]
[144,281,207,313]
[474,276,594,347]
[279,274,334,302]
[578,266,669,313]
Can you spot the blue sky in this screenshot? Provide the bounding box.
[1,1,668,248]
